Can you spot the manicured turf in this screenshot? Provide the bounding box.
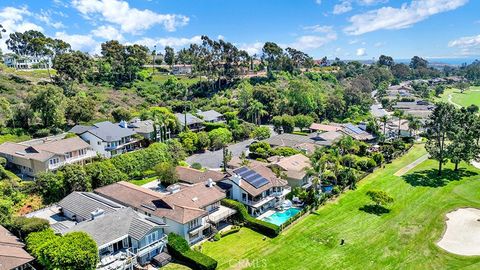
[161,263,192,270]
[201,144,480,269]
[438,87,480,108]
[129,176,157,186]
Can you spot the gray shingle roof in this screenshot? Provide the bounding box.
[65,208,163,247]
[58,192,124,221]
[89,121,136,142]
[175,113,203,126]
[196,110,222,122]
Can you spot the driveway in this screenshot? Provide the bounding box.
[186,139,254,169]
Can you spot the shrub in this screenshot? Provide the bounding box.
[27,229,99,270]
[372,152,384,166]
[213,233,221,241]
[250,126,271,140]
[167,233,218,270]
[355,157,377,171]
[221,199,280,237]
[110,143,170,177]
[9,216,49,240]
[0,157,6,168]
[220,227,241,237]
[203,122,228,132]
[270,146,301,157]
[191,162,202,170]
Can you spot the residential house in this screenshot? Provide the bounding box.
[268,154,312,188]
[174,113,204,132]
[309,123,343,133]
[264,131,343,149]
[392,101,435,119]
[171,65,193,75]
[0,136,95,178]
[175,166,226,185]
[222,164,290,217]
[70,121,140,158]
[94,181,236,245]
[383,118,413,138]
[65,208,168,269]
[340,123,375,142]
[196,110,225,123]
[0,225,35,270]
[3,54,52,70]
[127,118,166,142]
[51,192,168,269]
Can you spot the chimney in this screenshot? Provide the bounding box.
[90,208,105,220]
[232,174,242,185]
[119,120,128,128]
[206,178,214,188]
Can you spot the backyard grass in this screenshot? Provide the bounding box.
[0,134,31,144]
[129,176,158,186]
[200,144,480,270]
[438,87,480,108]
[161,263,192,270]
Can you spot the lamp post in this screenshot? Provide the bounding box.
[152,45,157,75]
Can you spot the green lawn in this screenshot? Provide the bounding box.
[438,87,480,108]
[0,134,31,144]
[129,176,157,186]
[200,144,480,270]
[161,263,192,270]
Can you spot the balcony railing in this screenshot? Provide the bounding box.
[48,150,97,170]
[136,235,167,257]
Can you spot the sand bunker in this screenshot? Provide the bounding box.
[437,208,480,256]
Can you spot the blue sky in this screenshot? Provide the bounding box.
[1,0,479,60]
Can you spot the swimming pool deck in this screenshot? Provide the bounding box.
[257,209,277,220]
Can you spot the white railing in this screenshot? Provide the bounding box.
[136,235,168,257]
[48,150,97,170]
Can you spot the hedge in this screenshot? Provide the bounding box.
[221,199,280,237]
[167,233,217,270]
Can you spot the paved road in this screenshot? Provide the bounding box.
[370,104,388,118]
[393,154,429,176]
[186,139,254,169]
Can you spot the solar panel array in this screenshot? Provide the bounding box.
[345,124,364,135]
[234,167,269,189]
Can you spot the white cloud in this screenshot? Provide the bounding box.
[289,31,338,51]
[238,42,264,56]
[38,9,65,29]
[356,48,367,56]
[315,0,322,4]
[133,36,203,50]
[333,1,352,15]
[344,0,468,35]
[374,41,386,47]
[217,35,225,40]
[448,34,480,55]
[91,25,123,41]
[348,39,360,44]
[54,31,99,53]
[72,0,189,34]
[303,25,334,33]
[358,0,387,5]
[0,6,44,52]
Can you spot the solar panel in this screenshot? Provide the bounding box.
[346,124,364,135]
[235,167,269,188]
[234,167,249,174]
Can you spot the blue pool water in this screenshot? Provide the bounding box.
[262,208,301,226]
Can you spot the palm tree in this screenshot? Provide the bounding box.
[408,116,422,138]
[247,100,267,125]
[380,115,388,137]
[393,110,405,138]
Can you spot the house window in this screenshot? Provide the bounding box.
[242,193,247,202]
[146,231,158,245]
[97,141,101,145]
[66,152,72,158]
[189,218,200,229]
[49,158,59,165]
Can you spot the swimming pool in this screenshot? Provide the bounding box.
[261,207,301,226]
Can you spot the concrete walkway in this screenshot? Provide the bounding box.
[393,154,429,176]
